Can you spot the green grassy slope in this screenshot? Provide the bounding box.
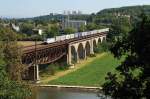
[49,53,122,87]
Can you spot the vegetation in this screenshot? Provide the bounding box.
[40,63,69,77]
[49,53,123,86]
[18,5,150,26]
[43,64,59,75]
[0,4,150,98]
[107,17,132,42]
[78,24,87,32]
[1,5,149,41]
[0,25,30,98]
[20,23,34,35]
[94,41,110,53]
[63,27,77,34]
[45,24,60,38]
[102,14,150,98]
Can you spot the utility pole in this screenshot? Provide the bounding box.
[34,34,41,83]
[34,36,37,82]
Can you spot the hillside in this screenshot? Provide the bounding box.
[1,5,150,40]
[15,5,150,26]
[97,5,150,16]
[94,5,150,25]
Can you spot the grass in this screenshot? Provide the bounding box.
[48,53,123,87]
[40,53,106,84]
[17,41,42,46]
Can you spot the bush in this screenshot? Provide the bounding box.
[89,54,96,57]
[46,64,58,75]
[59,62,69,70]
[40,63,70,76]
[95,41,111,53]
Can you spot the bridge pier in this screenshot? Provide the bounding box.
[84,49,87,60]
[76,52,80,63]
[67,45,80,65]
[25,65,40,82]
[35,64,40,82]
[67,45,74,66]
[90,39,94,54]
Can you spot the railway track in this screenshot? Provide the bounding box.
[22,32,107,53]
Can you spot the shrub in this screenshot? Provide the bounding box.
[59,62,69,70]
[95,41,110,53]
[89,54,96,57]
[47,64,58,75]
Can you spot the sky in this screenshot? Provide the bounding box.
[0,0,150,18]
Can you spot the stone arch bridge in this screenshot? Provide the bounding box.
[22,32,107,81]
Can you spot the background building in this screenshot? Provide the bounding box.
[62,17,87,31]
[11,23,20,32]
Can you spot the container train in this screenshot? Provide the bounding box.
[43,28,109,44]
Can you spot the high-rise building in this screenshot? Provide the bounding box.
[67,11,71,15]
[78,10,82,15]
[63,10,83,15]
[72,11,77,15]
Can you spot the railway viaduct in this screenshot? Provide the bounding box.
[22,30,108,81]
[67,36,105,65]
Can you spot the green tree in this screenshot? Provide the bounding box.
[107,17,132,42]
[63,27,77,34]
[79,25,87,32]
[102,14,150,98]
[0,26,30,98]
[86,23,97,30]
[20,23,34,35]
[3,42,24,81]
[46,25,60,38]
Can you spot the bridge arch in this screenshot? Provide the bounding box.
[85,41,91,56]
[100,36,106,43]
[71,46,77,63]
[93,40,97,53]
[103,36,106,42]
[78,43,85,60]
[98,38,102,44]
[100,37,104,43]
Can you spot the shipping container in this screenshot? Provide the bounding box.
[60,35,66,41]
[65,34,71,39]
[56,36,61,41]
[44,38,55,44]
[70,34,75,39]
[74,33,79,38]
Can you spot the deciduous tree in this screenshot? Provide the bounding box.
[102,14,150,99]
[0,26,30,98]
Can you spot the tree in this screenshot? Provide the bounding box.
[3,42,24,81]
[0,25,24,80]
[102,14,150,98]
[63,27,77,34]
[86,23,97,31]
[20,23,34,35]
[79,25,87,32]
[0,26,30,98]
[107,17,132,42]
[46,25,60,38]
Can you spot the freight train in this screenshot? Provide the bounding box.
[43,28,109,44]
